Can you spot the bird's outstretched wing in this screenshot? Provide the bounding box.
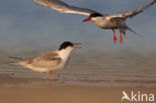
[110,0,156,19]
[33,0,98,15]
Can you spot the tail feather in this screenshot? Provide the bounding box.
[8,57,26,60]
[127,28,141,37]
[8,57,27,65]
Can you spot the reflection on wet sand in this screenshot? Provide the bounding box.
[0,51,156,103]
[0,50,156,87]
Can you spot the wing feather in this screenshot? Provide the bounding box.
[33,0,97,15]
[110,0,156,19]
[10,50,61,67]
[31,54,61,67]
[32,50,61,67]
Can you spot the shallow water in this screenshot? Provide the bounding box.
[0,51,156,86]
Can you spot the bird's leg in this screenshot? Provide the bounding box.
[120,31,123,43]
[112,30,117,43]
[47,72,55,81]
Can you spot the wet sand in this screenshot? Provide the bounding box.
[0,51,156,103]
[1,85,156,103]
[0,76,156,103]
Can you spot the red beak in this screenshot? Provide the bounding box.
[83,18,91,22]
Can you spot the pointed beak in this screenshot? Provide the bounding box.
[83,18,91,22]
[73,43,82,49]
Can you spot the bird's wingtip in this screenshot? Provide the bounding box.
[8,57,20,60]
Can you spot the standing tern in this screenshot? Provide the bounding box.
[33,0,156,43]
[9,41,81,80]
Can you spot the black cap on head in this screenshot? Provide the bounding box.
[59,41,73,50]
[89,13,103,18]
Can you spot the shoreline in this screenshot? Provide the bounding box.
[0,76,156,88]
[0,76,156,103]
[0,83,156,103]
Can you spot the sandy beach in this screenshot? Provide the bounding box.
[0,51,156,103]
[0,76,155,103]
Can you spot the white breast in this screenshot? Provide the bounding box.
[57,47,73,69]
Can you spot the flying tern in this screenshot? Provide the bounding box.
[33,0,156,43]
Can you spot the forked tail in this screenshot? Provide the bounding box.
[127,27,141,37]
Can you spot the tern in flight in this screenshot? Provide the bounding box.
[33,0,156,43]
